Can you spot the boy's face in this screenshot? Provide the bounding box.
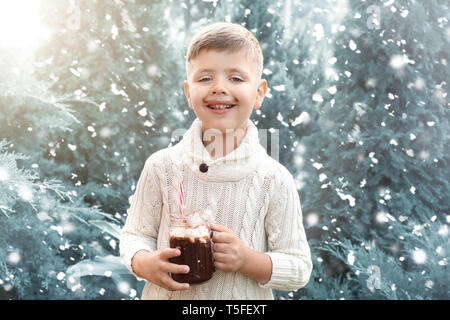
[184,49,267,135]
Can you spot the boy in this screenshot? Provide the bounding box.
[119,22,312,299]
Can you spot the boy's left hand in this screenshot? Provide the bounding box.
[210,223,248,273]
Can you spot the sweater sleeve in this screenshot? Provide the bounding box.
[261,172,313,291]
[119,156,163,277]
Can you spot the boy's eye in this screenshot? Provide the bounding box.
[198,77,211,82]
[231,77,244,82]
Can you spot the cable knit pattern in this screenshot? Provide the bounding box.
[119,118,312,300]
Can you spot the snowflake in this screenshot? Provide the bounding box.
[8,251,21,264]
[312,93,323,102]
[306,213,319,227]
[347,251,355,265]
[336,188,356,207]
[18,185,33,202]
[273,85,285,92]
[138,107,147,117]
[111,25,118,40]
[327,86,337,94]
[412,248,427,264]
[118,281,130,294]
[291,112,311,126]
[0,167,9,181]
[438,225,448,237]
[312,24,324,41]
[389,55,406,69]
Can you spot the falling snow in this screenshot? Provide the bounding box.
[0,0,447,302]
[412,249,427,264]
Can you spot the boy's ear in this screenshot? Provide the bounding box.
[254,79,268,109]
[184,80,192,109]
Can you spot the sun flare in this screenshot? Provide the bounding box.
[0,0,42,49]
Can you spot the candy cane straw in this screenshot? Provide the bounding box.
[179,181,185,216]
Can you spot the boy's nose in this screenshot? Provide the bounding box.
[210,80,228,95]
[212,88,227,95]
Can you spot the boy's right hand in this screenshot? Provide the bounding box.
[131,248,190,291]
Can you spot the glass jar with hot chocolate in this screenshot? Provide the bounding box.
[169,210,215,284]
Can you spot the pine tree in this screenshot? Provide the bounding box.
[296,0,450,299]
[0,53,115,298]
[34,0,189,213]
[30,1,193,298]
[0,14,132,298]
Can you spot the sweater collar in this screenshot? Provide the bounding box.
[177,118,266,182]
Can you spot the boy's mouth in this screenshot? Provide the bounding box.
[207,104,236,110]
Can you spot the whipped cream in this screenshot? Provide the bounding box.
[170,211,210,242]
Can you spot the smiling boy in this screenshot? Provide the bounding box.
[119,22,312,300]
[184,44,267,159]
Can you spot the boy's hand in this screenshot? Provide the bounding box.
[210,224,248,273]
[131,248,190,291]
[210,223,273,284]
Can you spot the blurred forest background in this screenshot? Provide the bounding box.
[0,0,449,299]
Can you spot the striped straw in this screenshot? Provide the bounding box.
[179,181,185,216]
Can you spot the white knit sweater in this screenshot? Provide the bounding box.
[119,118,312,300]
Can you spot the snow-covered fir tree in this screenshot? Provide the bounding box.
[297,0,450,299]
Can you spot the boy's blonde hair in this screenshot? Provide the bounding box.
[186,22,264,79]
